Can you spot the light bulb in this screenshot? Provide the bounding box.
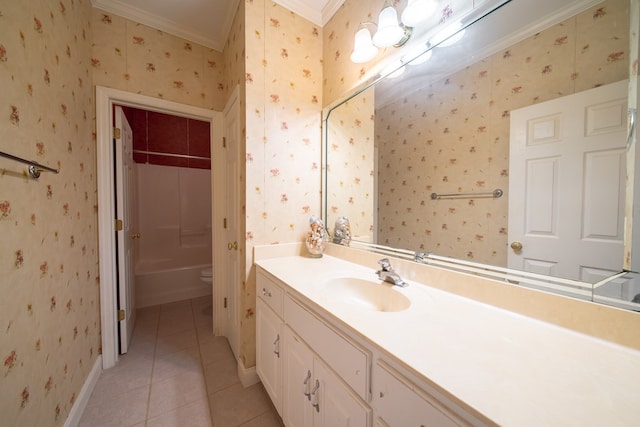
[350,27,378,63]
[401,0,437,27]
[372,5,405,48]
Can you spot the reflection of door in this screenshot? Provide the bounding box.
[115,106,137,353]
[222,89,240,358]
[508,81,627,281]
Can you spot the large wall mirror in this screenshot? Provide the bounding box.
[323,0,640,311]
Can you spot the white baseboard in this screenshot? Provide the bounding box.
[237,357,259,387]
[64,355,102,427]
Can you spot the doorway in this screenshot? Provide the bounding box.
[96,86,223,369]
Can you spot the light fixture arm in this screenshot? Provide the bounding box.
[393,24,412,48]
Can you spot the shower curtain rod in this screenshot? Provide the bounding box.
[430,188,503,200]
[0,150,59,179]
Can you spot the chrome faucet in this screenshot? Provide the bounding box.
[414,251,432,264]
[376,258,408,287]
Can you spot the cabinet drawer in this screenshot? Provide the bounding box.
[257,269,284,317]
[373,360,463,427]
[285,295,369,401]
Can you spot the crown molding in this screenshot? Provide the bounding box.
[321,0,345,26]
[274,0,345,27]
[91,0,239,52]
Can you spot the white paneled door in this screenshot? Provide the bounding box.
[115,106,137,354]
[222,89,240,358]
[508,80,628,281]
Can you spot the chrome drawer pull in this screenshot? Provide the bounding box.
[303,370,312,400]
[311,379,320,412]
[273,334,280,358]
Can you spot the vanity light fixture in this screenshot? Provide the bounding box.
[401,0,438,27]
[350,22,379,63]
[351,0,415,63]
[372,0,411,48]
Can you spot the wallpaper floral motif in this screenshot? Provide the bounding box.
[0,1,100,425]
[0,3,629,419]
[375,0,629,265]
[325,95,376,241]
[241,0,323,368]
[323,0,629,267]
[92,9,226,111]
[322,0,474,106]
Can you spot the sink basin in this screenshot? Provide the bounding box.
[324,277,411,312]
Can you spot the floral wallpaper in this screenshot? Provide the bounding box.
[322,0,629,267]
[322,0,491,247]
[91,9,226,111]
[322,0,475,107]
[325,95,376,241]
[0,1,100,426]
[0,3,628,417]
[241,0,323,368]
[92,0,324,372]
[375,0,629,265]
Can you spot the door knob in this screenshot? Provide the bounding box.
[510,241,523,251]
[131,233,141,239]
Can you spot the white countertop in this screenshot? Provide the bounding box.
[255,254,640,426]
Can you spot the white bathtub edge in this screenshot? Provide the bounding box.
[135,264,212,308]
[136,285,212,308]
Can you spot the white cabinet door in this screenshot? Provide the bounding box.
[283,326,371,427]
[373,360,460,427]
[283,326,315,427]
[256,298,283,415]
[314,358,371,427]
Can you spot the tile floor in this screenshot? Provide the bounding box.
[79,296,284,427]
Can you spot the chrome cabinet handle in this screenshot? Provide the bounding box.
[273,334,280,358]
[303,370,312,400]
[262,288,272,297]
[310,379,320,412]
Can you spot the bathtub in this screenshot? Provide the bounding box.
[135,260,212,308]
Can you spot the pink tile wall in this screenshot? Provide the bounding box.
[127,107,211,169]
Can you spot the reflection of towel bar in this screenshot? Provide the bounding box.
[0,150,59,179]
[430,189,503,200]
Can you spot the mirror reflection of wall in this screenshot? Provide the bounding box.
[327,0,629,270]
[326,93,376,242]
[375,0,628,266]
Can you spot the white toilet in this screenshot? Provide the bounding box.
[199,267,213,284]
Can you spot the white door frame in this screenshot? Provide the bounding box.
[96,86,222,369]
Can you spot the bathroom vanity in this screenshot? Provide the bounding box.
[255,243,640,426]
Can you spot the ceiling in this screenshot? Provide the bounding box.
[91,0,345,52]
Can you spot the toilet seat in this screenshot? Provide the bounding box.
[200,267,213,282]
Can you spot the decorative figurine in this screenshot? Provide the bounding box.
[332,216,351,246]
[305,216,326,258]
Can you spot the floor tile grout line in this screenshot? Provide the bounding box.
[192,298,217,426]
[143,307,161,426]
